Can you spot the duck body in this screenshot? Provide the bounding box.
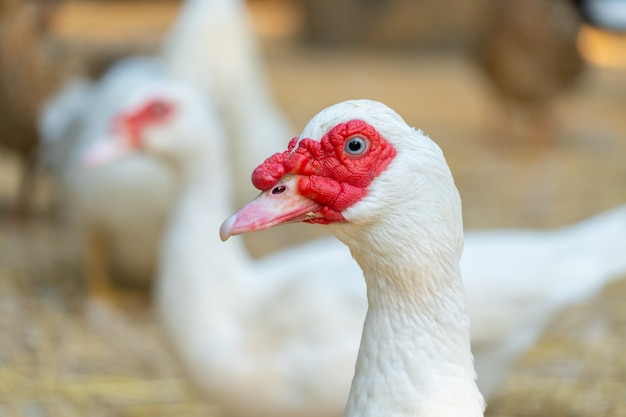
[41,57,176,287]
[70,154,174,284]
[67,60,174,284]
[475,0,584,144]
[463,204,626,395]
[477,0,583,107]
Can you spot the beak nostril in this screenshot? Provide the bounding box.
[272,185,286,195]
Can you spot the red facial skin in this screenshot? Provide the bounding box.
[252,119,397,224]
[112,99,175,147]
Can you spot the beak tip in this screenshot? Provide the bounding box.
[79,137,128,169]
[219,214,237,241]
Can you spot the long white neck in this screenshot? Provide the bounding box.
[162,0,292,205]
[162,0,258,95]
[335,200,484,417]
[161,0,276,118]
[156,152,260,392]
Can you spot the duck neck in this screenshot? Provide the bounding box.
[156,153,257,378]
[162,0,261,100]
[336,215,484,417]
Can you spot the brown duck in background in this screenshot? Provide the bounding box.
[475,0,584,148]
[0,0,75,217]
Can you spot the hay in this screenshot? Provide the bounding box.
[486,277,626,417]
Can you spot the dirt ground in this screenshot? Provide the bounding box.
[0,1,625,416]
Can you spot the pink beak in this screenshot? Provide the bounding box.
[80,135,132,168]
[220,175,322,241]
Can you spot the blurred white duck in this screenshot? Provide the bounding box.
[85,83,366,417]
[40,58,176,295]
[221,99,486,416]
[463,204,626,396]
[162,0,293,205]
[40,0,290,297]
[89,92,626,415]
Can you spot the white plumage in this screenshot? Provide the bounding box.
[39,0,291,288]
[87,88,626,416]
[463,204,626,396]
[40,58,176,286]
[222,99,626,416]
[162,0,293,206]
[222,99,485,416]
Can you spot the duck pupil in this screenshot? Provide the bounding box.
[348,140,361,152]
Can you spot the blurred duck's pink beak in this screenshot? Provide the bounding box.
[80,135,132,168]
[220,175,321,241]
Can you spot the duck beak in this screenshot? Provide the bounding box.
[80,135,132,168]
[220,175,322,241]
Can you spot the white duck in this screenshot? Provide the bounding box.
[83,83,366,417]
[40,0,291,294]
[221,99,486,416]
[162,0,293,205]
[42,60,184,292]
[40,58,177,293]
[216,93,626,400]
[87,88,626,415]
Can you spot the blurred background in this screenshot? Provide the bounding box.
[0,0,625,416]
